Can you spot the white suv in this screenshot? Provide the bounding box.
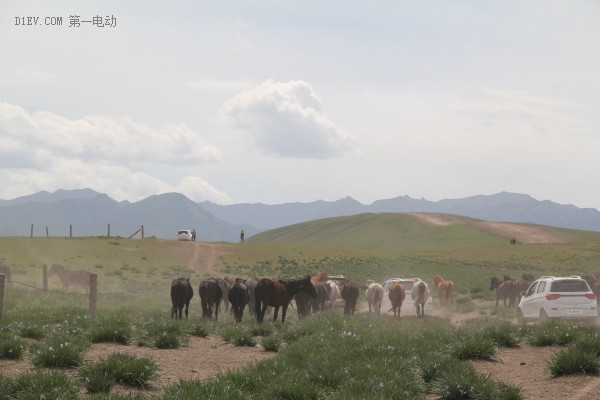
[176,230,193,241]
[517,276,597,325]
[381,278,433,314]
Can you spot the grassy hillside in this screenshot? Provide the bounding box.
[246,212,600,250]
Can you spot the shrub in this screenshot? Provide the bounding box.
[77,360,115,393]
[0,374,16,399]
[420,356,457,383]
[220,325,256,347]
[451,334,498,361]
[430,364,522,400]
[188,320,214,337]
[525,320,579,347]
[88,314,132,344]
[11,370,80,400]
[572,335,600,357]
[0,334,26,359]
[107,352,159,387]
[261,335,282,352]
[29,335,86,368]
[78,352,159,390]
[136,318,189,349]
[19,323,46,339]
[250,322,274,337]
[548,347,600,377]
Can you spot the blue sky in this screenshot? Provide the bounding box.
[1,1,599,209]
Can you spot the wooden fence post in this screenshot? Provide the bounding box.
[90,273,97,315]
[43,264,48,291]
[46,226,49,237]
[141,225,144,238]
[108,223,111,237]
[30,223,34,238]
[0,274,5,318]
[70,224,72,237]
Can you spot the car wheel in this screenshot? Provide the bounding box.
[517,309,526,325]
[539,309,548,321]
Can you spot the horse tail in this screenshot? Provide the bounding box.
[254,284,263,322]
[418,281,426,299]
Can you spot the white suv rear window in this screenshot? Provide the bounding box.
[550,281,589,292]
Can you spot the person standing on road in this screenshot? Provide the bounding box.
[192,229,196,241]
[240,230,244,243]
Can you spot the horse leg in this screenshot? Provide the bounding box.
[185,301,190,320]
[215,301,220,321]
[272,306,280,323]
[281,305,288,324]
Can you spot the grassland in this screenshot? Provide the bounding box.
[2,213,600,399]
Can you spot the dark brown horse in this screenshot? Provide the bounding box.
[48,264,90,291]
[490,276,518,308]
[294,289,314,319]
[199,278,223,320]
[228,278,250,323]
[341,280,359,316]
[171,278,194,320]
[255,274,317,323]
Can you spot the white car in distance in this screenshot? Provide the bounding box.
[176,230,193,241]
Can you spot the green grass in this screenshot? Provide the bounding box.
[1,224,600,398]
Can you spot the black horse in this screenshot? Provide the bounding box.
[199,278,223,320]
[171,278,194,320]
[255,274,317,324]
[228,278,250,323]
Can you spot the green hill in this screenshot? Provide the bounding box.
[246,212,600,250]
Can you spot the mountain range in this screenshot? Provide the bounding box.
[0,189,599,241]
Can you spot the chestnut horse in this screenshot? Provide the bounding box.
[255,274,317,323]
[433,275,454,308]
[388,281,406,320]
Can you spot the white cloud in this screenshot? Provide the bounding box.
[0,102,230,203]
[0,103,221,167]
[220,80,355,159]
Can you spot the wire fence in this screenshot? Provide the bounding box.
[0,272,149,317]
[0,223,145,238]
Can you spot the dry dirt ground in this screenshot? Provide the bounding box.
[1,217,594,398]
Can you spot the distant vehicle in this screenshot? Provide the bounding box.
[517,276,597,325]
[381,278,433,313]
[177,230,193,241]
[327,275,348,307]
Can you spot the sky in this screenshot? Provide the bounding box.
[1,1,599,210]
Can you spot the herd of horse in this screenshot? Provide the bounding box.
[4,261,567,320]
[170,273,458,323]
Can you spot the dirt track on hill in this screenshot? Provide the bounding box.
[406,212,571,244]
